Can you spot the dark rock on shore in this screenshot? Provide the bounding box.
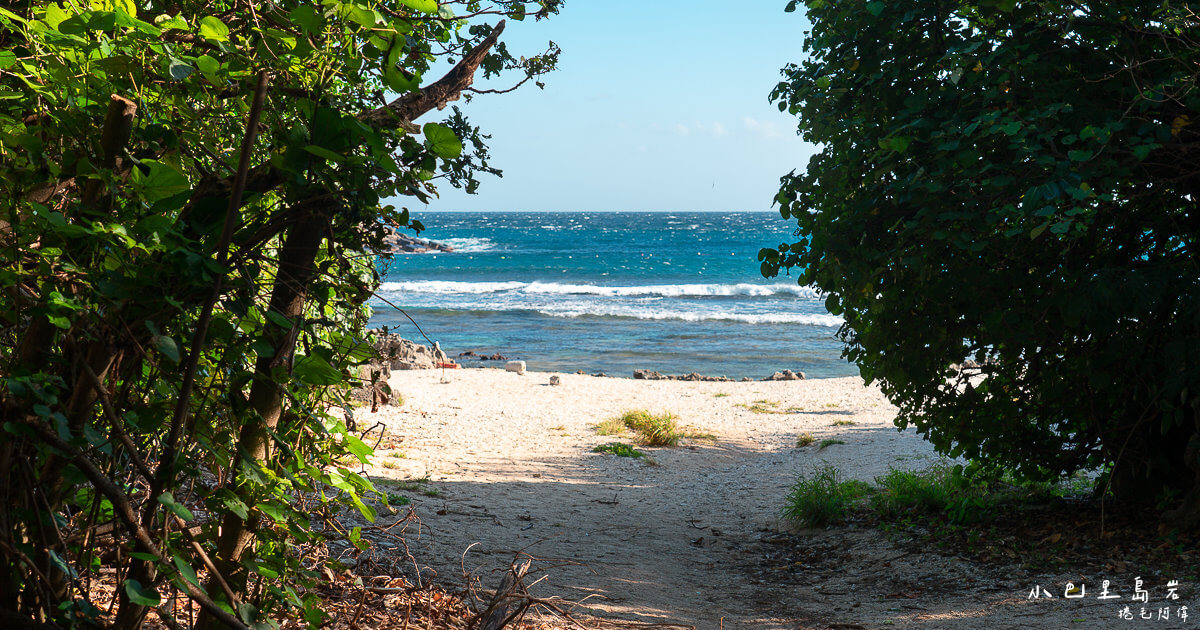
[457,350,509,361]
[384,231,454,253]
[350,330,445,410]
[372,331,439,370]
[762,370,805,381]
[633,369,736,382]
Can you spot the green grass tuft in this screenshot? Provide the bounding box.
[615,410,682,446]
[783,465,872,526]
[832,419,856,426]
[592,442,646,458]
[594,418,627,436]
[871,466,962,517]
[796,432,815,447]
[817,438,846,450]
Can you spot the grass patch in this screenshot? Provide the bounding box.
[778,463,1200,577]
[832,419,856,426]
[783,465,872,527]
[381,460,400,470]
[817,438,846,450]
[592,442,646,459]
[594,417,627,436]
[614,410,682,446]
[713,393,730,398]
[871,465,971,519]
[796,432,815,447]
[391,475,432,492]
[389,451,407,459]
[596,410,712,447]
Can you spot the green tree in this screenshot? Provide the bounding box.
[763,0,1200,525]
[0,0,559,627]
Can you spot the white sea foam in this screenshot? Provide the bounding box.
[379,280,819,299]
[538,306,842,326]
[379,280,525,294]
[439,237,496,253]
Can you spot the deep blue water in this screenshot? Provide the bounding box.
[368,211,856,379]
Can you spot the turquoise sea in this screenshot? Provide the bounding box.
[369,211,855,379]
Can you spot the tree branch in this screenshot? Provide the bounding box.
[359,20,506,128]
[183,20,507,219]
[15,416,248,630]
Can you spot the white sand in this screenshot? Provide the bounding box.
[351,368,1159,629]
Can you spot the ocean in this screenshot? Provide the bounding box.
[369,211,856,379]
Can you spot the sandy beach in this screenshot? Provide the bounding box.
[349,368,1180,629]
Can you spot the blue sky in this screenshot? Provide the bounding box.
[411,1,816,212]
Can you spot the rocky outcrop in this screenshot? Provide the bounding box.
[632,370,736,382]
[384,231,455,253]
[350,331,444,410]
[762,370,805,381]
[373,331,439,370]
[458,350,509,361]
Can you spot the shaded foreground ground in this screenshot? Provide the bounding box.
[348,369,1196,629]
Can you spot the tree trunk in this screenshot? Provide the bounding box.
[195,211,328,630]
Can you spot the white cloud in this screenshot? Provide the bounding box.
[673,123,690,136]
[743,116,783,138]
[712,121,728,137]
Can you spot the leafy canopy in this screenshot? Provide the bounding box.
[764,0,1200,522]
[0,0,559,626]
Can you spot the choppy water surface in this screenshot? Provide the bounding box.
[370,211,855,378]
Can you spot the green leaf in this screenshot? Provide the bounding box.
[49,550,77,579]
[0,6,29,23]
[351,495,378,522]
[865,2,884,16]
[256,502,288,523]
[293,355,343,386]
[343,435,373,463]
[1030,223,1049,239]
[824,293,841,315]
[157,492,194,521]
[0,51,16,69]
[422,122,462,159]
[289,5,323,33]
[222,495,249,520]
[131,159,191,202]
[173,555,200,586]
[195,55,219,77]
[111,0,137,18]
[1067,149,1091,161]
[154,335,181,363]
[168,59,193,81]
[198,15,229,42]
[302,145,345,162]
[400,0,438,14]
[154,13,188,30]
[124,579,162,607]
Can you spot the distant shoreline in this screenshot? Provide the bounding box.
[407,208,782,213]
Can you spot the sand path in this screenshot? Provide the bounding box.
[353,369,1183,629]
